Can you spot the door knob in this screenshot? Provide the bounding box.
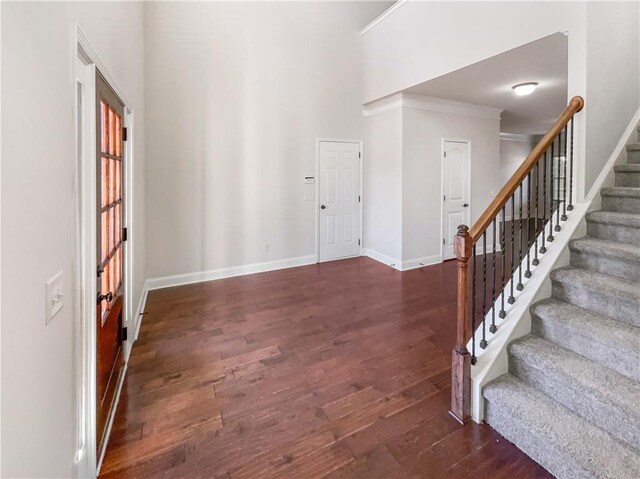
[320,205,326,209]
[463,203,469,207]
[97,291,113,305]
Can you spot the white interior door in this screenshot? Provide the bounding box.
[318,141,361,262]
[442,140,470,260]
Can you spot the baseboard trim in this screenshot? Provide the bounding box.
[401,254,442,271]
[364,249,444,271]
[132,281,149,342]
[146,255,318,291]
[364,248,402,270]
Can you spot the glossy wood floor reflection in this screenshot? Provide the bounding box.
[101,257,551,479]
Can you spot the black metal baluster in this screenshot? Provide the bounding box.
[568,118,575,211]
[548,138,555,242]
[471,244,477,365]
[525,173,532,278]
[508,195,516,304]
[554,134,562,232]
[480,233,487,349]
[540,148,548,253]
[490,219,497,333]
[499,206,506,319]
[533,163,540,266]
[561,125,568,221]
[517,185,524,291]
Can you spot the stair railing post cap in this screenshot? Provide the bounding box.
[457,225,470,236]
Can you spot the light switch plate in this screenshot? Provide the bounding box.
[45,270,64,324]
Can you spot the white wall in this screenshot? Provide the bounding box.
[361,1,579,104]
[0,5,3,473]
[1,2,146,477]
[584,1,640,195]
[362,95,501,267]
[362,1,640,201]
[498,135,542,218]
[363,108,403,263]
[499,137,536,188]
[144,1,387,279]
[403,107,500,263]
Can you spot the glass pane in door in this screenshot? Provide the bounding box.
[99,102,124,320]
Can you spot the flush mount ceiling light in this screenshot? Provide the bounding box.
[512,82,539,96]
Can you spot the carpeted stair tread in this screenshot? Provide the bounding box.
[601,187,640,213]
[530,298,640,380]
[569,237,640,280]
[586,210,640,227]
[508,335,640,450]
[483,374,640,479]
[551,267,640,300]
[630,137,640,162]
[601,186,640,198]
[550,267,640,326]
[483,125,640,474]
[615,164,640,186]
[586,210,640,244]
[615,164,640,172]
[569,236,640,261]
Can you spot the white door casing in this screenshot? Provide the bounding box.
[75,23,136,476]
[442,140,471,260]
[318,141,361,262]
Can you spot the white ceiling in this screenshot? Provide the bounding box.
[404,33,568,135]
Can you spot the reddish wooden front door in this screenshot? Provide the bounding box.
[96,71,126,455]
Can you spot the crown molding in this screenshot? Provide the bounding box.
[499,132,536,142]
[362,93,403,118]
[403,94,503,120]
[363,93,503,120]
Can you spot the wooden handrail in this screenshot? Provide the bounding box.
[449,96,584,424]
[469,96,584,241]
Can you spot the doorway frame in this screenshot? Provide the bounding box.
[314,138,364,263]
[440,138,472,261]
[74,23,136,477]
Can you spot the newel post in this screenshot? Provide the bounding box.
[450,224,472,424]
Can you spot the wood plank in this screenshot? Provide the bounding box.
[100,257,552,478]
[324,444,415,479]
[229,431,336,479]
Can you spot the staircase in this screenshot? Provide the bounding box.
[483,127,640,479]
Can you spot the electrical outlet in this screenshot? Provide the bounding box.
[265,243,271,253]
[45,271,64,324]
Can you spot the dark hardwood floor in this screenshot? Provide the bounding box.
[101,256,551,478]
